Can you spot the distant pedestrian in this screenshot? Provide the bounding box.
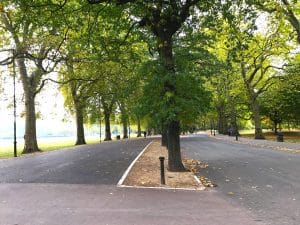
[228,128,232,136]
[143,131,146,138]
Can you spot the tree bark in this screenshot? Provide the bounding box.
[217,101,228,134]
[252,100,265,139]
[241,62,264,139]
[17,58,40,153]
[122,117,128,139]
[274,121,278,134]
[229,107,239,136]
[102,98,114,141]
[167,121,185,171]
[158,35,185,171]
[119,102,128,139]
[74,102,86,145]
[161,123,168,147]
[104,112,112,141]
[23,89,40,153]
[137,116,142,137]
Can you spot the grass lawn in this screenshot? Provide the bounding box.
[240,130,300,143]
[0,137,100,159]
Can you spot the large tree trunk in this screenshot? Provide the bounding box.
[17,58,40,153]
[137,116,142,137]
[217,101,228,134]
[104,112,112,141]
[119,103,128,139]
[122,117,128,139]
[252,100,265,139]
[167,121,185,171]
[158,35,185,171]
[74,102,86,145]
[23,90,40,153]
[230,109,239,136]
[161,123,168,147]
[102,98,114,141]
[241,62,264,140]
[274,121,278,134]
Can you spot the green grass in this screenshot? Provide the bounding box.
[240,130,300,143]
[0,137,100,159]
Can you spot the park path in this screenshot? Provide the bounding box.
[0,138,151,184]
[182,133,300,225]
[210,132,300,152]
[0,137,267,225]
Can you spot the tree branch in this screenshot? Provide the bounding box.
[281,0,300,44]
[247,64,261,84]
[87,0,133,5]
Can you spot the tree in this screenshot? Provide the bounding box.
[0,1,68,153]
[247,0,300,44]
[58,1,138,143]
[60,59,95,145]
[260,61,300,131]
[139,42,213,145]
[221,1,292,139]
[87,0,220,171]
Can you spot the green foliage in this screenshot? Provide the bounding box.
[0,0,299,146]
[139,46,216,131]
[260,61,300,125]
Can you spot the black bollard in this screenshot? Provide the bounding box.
[277,132,284,142]
[236,134,238,141]
[159,156,166,185]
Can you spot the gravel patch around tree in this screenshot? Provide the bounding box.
[121,140,205,190]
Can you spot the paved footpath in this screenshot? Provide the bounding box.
[210,133,300,153]
[0,137,267,225]
[182,133,300,225]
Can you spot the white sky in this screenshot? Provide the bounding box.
[0,65,76,138]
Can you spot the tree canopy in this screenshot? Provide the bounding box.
[0,0,299,168]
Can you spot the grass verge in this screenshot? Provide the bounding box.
[0,137,100,159]
[240,131,300,143]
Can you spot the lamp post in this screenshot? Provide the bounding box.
[12,51,17,157]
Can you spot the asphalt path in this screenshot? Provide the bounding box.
[0,136,288,225]
[182,134,300,225]
[0,138,151,184]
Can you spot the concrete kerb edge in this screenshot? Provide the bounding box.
[118,183,205,191]
[117,141,153,186]
[117,141,206,191]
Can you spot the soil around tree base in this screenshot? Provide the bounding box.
[120,140,205,190]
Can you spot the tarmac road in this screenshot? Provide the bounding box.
[0,136,289,225]
[182,134,300,225]
[0,139,151,185]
